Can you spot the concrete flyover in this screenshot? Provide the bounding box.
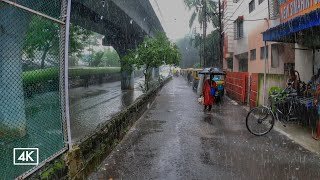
[71,0,164,89]
[0,0,163,140]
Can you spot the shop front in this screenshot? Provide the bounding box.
[263,2,320,81]
[263,2,320,138]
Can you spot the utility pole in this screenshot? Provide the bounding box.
[202,0,207,67]
[218,0,223,69]
[198,24,202,68]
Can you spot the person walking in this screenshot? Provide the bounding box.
[202,77,216,112]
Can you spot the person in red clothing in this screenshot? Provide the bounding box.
[202,77,217,112]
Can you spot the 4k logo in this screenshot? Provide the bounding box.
[13,148,39,165]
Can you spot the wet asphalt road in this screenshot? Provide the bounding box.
[89,77,320,180]
[69,78,144,142]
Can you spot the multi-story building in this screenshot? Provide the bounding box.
[223,0,320,105]
[222,0,296,75]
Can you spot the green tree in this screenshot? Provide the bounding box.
[175,36,199,68]
[90,51,105,67]
[103,49,120,67]
[193,62,201,68]
[205,30,220,67]
[123,33,181,91]
[86,49,120,67]
[184,0,220,67]
[23,16,92,69]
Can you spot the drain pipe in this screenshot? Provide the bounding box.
[262,18,269,106]
[263,41,267,105]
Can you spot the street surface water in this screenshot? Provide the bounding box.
[89,77,320,180]
[69,78,144,142]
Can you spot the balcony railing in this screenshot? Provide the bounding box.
[268,0,288,19]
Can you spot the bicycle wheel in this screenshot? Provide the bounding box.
[246,106,275,136]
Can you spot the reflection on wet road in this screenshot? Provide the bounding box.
[69,78,144,142]
[90,77,320,180]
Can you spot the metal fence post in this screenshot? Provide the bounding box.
[64,0,72,150]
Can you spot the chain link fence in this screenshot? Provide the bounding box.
[0,0,68,179]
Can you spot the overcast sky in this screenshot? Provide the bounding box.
[150,0,214,41]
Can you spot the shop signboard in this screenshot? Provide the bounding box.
[280,0,320,22]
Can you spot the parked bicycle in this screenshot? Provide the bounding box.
[246,83,300,136]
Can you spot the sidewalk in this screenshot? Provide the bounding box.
[274,122,320,155]
[234,98,320,155]
[89,77,320,180]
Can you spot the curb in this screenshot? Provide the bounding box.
[27,77,172,180]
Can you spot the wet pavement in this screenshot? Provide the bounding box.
[89,77,320,180]
[69,78,144,142]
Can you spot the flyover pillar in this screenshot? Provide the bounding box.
[117,49,135,90]
[153,67,160,79]
[0,4,30,136]
[121,63,135,90]
[102,33,143,90]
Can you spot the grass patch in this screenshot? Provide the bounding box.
[40,160,65,180]
[0,122,22,140]
[22,67,121,86]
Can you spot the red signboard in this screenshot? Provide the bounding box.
[280,0,320,22]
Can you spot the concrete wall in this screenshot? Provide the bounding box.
[247,21,269,73]
[295,44,313,83]
[257,73,287,105]
[314,50,320,73]
[223,0,235,54]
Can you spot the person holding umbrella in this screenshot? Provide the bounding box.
[202,76,217,112]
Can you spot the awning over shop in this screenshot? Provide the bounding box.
[263,8,320,43]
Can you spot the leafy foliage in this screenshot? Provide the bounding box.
[193,63,201,68]
[184,0,219,28]
[205,30,221,67]
[175,35,200,68]
[90,51,105,67]
[23,16,92,69]
[123,32,181,90]
[88,49,120,67]
[184,0,221,68]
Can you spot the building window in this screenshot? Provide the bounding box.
[258,0,264,4]
[239,58,248,72]
[227,58,233,70]
[249,0,255,13]
[271,44,280,68]
[234,19,244,40]
[250,49,256,60]
[260,46,269,59]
